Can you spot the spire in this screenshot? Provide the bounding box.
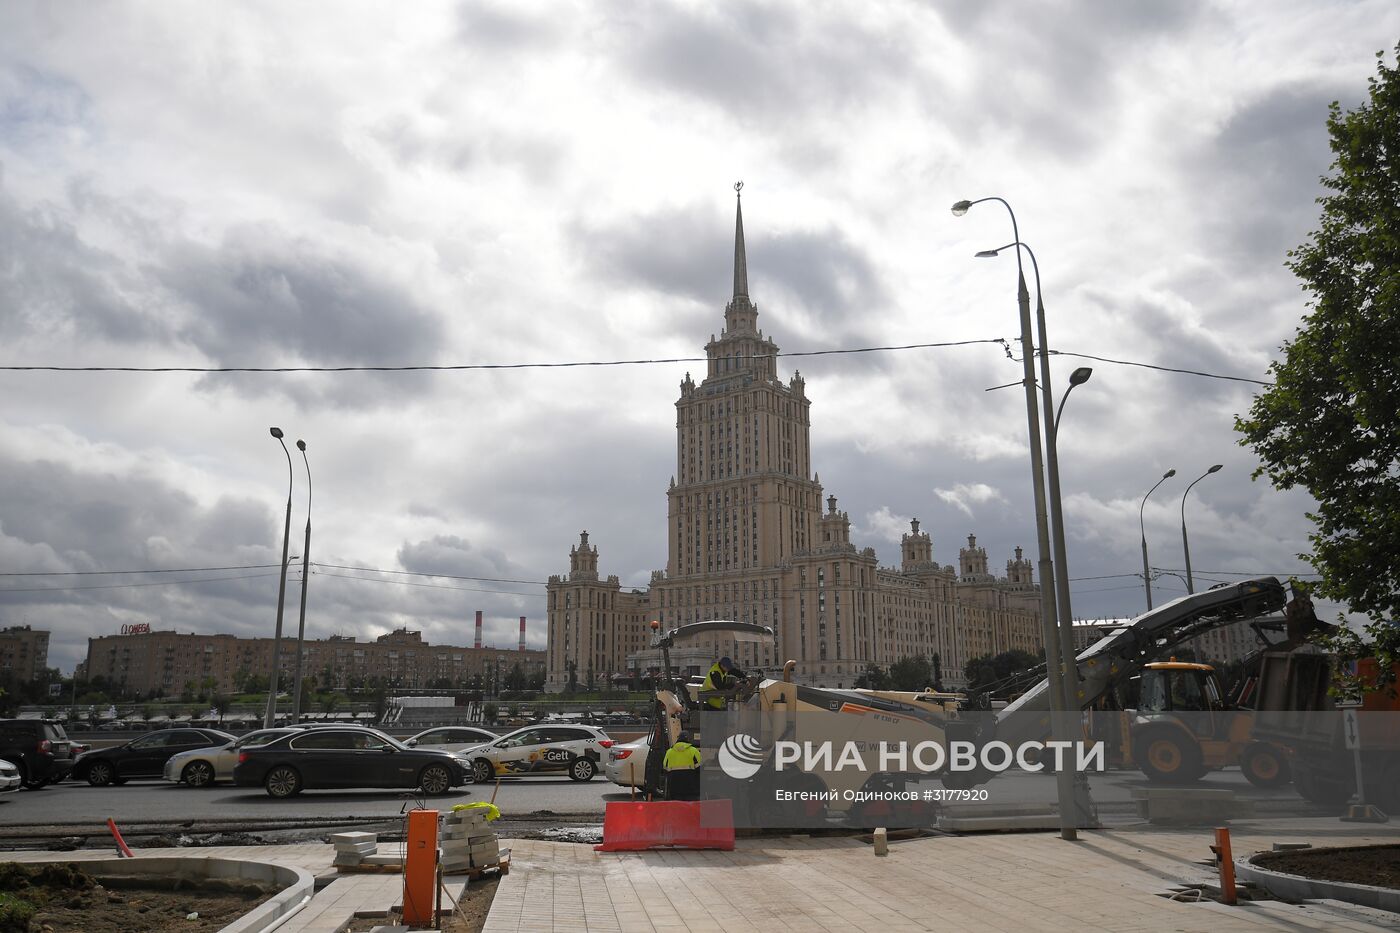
[733,181,748,299]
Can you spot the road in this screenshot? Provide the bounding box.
[0,773,621,844]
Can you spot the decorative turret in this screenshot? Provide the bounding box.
[901,517,934,571]
[818,495,852,550]
[569,530,599,581]
[1005,545,1034,585]
[959,533,992,581]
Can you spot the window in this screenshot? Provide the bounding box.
[291,731,362,750]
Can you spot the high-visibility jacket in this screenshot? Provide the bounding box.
[702,662,730,709]
[663,741,702,771]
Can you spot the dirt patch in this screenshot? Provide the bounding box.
[342,877,499,933]
[1254,844,1400,889]
[0,861,274,933]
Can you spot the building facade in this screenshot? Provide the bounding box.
[546,191,1044,690]
[84,627,545,698]
[0,626,50,682]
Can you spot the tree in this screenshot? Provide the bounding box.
[962,650,1042,701]
[504,663,527,692]
[1236,45,1400,673]
[853,663,890,690]
[888,656,933,691]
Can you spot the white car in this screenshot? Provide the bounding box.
[0,759,20,793]
[163,727,302,787]
[458,724,613,784]
[604,736,650,790]
[403,727,497,753]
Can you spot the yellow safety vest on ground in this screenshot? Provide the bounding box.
[663,741,702,771]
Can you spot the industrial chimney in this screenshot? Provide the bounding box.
[518,616,526,651]
[474,610,483,649]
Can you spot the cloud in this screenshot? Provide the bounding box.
[857,506,913,545]
[934,482,1007,518]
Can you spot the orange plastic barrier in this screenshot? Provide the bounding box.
[595,799,735,851]
[403,809,439,926]
[106,817,133,858]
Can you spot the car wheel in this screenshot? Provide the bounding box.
[264,765,302,799]
[1135,731,1205,784]
[86,760,115,787]
[471,758,493,784]
[569,756,596,782]
[419,764,453,795]
[182,760,216,788]
[1240,742,1290,788]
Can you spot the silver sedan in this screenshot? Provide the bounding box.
[163,728,301,787]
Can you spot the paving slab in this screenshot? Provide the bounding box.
[483,823,1400,932]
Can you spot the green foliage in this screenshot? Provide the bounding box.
[962,650,1042,700]
[888,656,932,691]
[1236,46,1400,673]
[853,663,891,690]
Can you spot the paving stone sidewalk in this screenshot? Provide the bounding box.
[485,821,1400,933]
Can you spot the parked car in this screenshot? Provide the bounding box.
[0,759,23,793]
[0,719,76,788]
[232,726,469,798]
[72,728,234,786]
[459,724,612,784]
[403,727,497,753]
[604,736,650,790]
[163,727,303,787]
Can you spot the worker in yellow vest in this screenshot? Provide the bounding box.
[663,732,702,771]
[702,657,742,709]
[662,731,702,800]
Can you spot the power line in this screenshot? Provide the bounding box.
[0,339,1005,373]
[1046,350,1273,386]
[0,339,1272,385]
[0,571,285,594]
[311,569,541,598]
[0,563,282,577]
[312,563,546,587]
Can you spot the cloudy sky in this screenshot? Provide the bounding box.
[1,2,1394,675]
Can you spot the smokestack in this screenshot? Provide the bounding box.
[474,611,483,649]
[519,616,526,651]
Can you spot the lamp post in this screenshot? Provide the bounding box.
[974,241,1090,712]
[290,439,312,725]
[954,197,1077,840]
[265,428,294,728]
[1138,469,1176,611]
[1181,464,1223,594]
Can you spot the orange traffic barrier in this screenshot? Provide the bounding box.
[1214,827,1237,905]
[403,809,439,926]
[595,799,735,852]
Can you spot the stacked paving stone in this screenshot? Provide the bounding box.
[440,808,499,874]
[331,830,379,868]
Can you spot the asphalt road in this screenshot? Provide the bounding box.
[0,773,621,832]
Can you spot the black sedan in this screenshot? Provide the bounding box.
[231,726,469,798]
[73,728,235,786]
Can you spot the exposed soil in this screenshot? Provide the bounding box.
[1254,844,1400,889]
[0,862,274,933]
[342,876,499,933]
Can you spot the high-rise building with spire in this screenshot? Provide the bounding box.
[546,187,1042,690]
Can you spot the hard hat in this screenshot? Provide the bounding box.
[718,657,734,670]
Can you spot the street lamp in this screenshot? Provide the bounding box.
[1181,464,1223,594]
[975,242,1090,712]
[290,439,312,724]
[954,197,1078,840]
[265,427,294,728]
[1138,469,1176,611]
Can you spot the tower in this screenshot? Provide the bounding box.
[959,533,992,581]
[901,518,935,571]
[666,183,824,586]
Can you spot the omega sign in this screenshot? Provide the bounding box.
[120,623,151,635]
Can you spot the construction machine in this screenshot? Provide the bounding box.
[986,576,1330,786]
[640,620,962,823]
